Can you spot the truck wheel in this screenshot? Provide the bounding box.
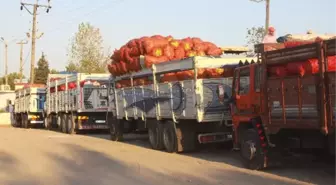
[66,114,76,135]
[44,115,51,130]
[148,121,164,150]
[162,121,178,153]
[61,114,67,133]
[22,114,28,129]
[109,118,123,141]
[240,129,266,170]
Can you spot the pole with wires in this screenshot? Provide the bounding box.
[20,0,51,84]
[17,40,28,83]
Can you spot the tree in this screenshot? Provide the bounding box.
[245,26,266,56]
[66,22,106,73]
[34,52,50,84]
[250,0,270,31]
[50,69,58,74]
[0,73,23,90]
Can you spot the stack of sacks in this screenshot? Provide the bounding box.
[107,35,223,77]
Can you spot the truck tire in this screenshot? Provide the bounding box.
[44,115,51,130]
[162,121,178,153]
[148,121,164,150]
[162,121,196,153]
[240,129,266,170]
[61,114,67,133]
[109,118,123,141]
[66,114,76,135]
[22,114,28,129]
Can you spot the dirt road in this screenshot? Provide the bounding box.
[0,128,334,185]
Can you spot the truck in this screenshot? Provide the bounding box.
[222,38,335,170]
[107,51,257,152]
[14,84,46,128]
[44,73,110,134]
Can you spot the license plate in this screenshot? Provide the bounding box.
[80,125,108,129]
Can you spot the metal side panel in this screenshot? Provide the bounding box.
[115,89,125,119]
[132,84,156,119]
[197,78,232,122]
[174,80,197,120]
[157,83,172,119]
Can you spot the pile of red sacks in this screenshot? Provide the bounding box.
[268,38,336,77]
[107,35,223,77]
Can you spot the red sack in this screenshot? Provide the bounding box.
[129,47,140,57]
[327,56,336,71]
[115,83,122,89]
[152,47,163,57]
[193,43,207,52]
[68,82,77,89]
[107,63,115,75]
[192,37,203,45]
[197,68,207,78]
[111,49,121,62]
[186,50,197,57]
[136,38,146,55]
[181,41,192,51]
[206,68,225,78]
[151,35,165,39]
[166,35,174,41]
[163,45,175,60]
[161,73,178,82]
[127,39,137,48]
[196,50,206,56]
[206,47,223,56]
[203,42,217,52]
[144,55,169,68]
[287,62,306,76]
[143,38,168,53]
[268,66,287,77]
[176,70,194,80]
[115,63,122,76]
[132,57,142,72]
[169,40,180,48]
[174,46,186,60]
[119,61,128,74]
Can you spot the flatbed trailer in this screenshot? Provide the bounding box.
[107,55,257,152]
[14,84,46,128]
[227,38,336,170]
[45,73,110,134]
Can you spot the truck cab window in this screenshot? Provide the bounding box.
[239,68,250,95]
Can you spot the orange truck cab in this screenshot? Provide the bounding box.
[218,39,336,170]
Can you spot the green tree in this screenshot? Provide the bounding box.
[50,69,58,74]
[0,73,23,90]
[34,52,50,84]
[245,26,266,56]
[66,22,106,73]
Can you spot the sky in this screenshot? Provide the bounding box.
[0,0,335,77]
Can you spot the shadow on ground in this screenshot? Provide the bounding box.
[0,143,325,185]
[84,132,335,185]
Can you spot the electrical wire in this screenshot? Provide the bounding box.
[45,0,126,34]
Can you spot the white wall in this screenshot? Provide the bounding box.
[0,91,15,111]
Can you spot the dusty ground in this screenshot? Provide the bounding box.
[0,128,334,185]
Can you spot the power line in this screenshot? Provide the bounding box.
[45,0,125,34]
[21,0,52,84]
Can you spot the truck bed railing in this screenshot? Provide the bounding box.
[152,56,258,75]
[263,43,320,65]
[325,38,336,56]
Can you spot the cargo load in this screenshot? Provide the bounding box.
[107,35,224,77]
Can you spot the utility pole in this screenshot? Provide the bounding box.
[0,38,9,85]
[20,0,51,84]
[250,0,270,34]
[17,40,28,82]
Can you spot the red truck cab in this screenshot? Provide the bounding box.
[222,39,336,170]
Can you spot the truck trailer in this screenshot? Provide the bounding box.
[107,54,257,153]
[14,84,46,128]
[222,38,336,170]
[45,73,110,134]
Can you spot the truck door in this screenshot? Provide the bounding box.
[235,67,252,114]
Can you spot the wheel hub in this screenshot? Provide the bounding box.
[242,140,257,160]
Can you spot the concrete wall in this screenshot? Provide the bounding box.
[0,91,15,111]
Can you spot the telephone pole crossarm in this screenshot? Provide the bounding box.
[20,0,51,84]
